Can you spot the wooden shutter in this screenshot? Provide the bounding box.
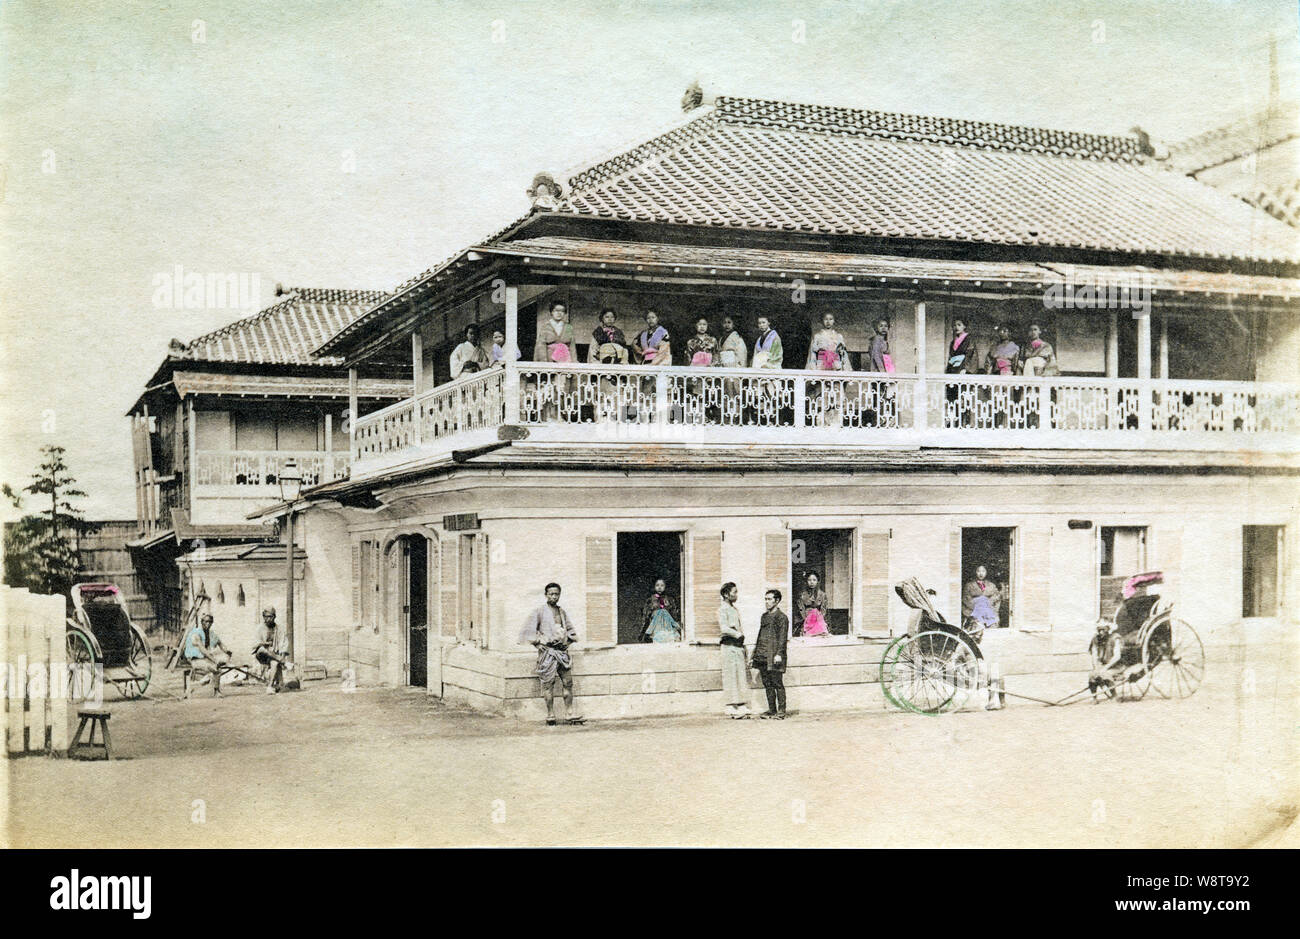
[440,538,458,638]
[859,531,891,634]
[949,527,963,625]
[1019,526,1053,630]
[428,534,441,638]
[351,542,362,629]
[371,541,381,633]
[583,536,615,645]
[763,532,789,595]
[692,534,724,642]
[1155,526,1183,597]
[473,533,489,646]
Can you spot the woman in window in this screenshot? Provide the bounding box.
[796,572,829,637]
[641,578,682,643]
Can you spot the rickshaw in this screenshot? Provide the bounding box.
[66,583,153,699]
[880,572,1204,715]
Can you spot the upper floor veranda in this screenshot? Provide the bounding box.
[332,240,1300,482]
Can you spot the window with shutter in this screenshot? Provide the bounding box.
[948,527,962,625]
[859,531,891,634]
[473,533,490,647]
[371,541,381,634]
[428,534,441,637]
[584,536,615,645]
[691,534,723,642]
[1019,527,1053,629]
[1155,526,1183,596]
[763,532,788,594]
[440,538,458,638]
[351,542,362,629]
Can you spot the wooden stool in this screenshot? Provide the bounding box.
[70,708,112,760]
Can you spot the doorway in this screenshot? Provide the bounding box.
[791,529,854,636]
[405,536,428,687]
[961,527,1014,629]
[1243,525,1284,618]
[1099,526,1147,619]
[617,531,684,643]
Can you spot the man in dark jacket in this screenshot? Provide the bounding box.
[752,589,789,718]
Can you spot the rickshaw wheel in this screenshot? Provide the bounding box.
[118,627,152,699]
[881,630,981,715]
[65,627,97,703]
[1142,618,1204,699]
[1114,666,1151,702]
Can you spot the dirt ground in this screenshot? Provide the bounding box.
[5,639,1298,848]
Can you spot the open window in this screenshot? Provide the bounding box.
[960,527,1014,629]
[791,528,854,636]
[1243,525,1284,618]
[1099,526,1147,618]
[616,532,685,643]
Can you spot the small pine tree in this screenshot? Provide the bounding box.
[2,445,95,597]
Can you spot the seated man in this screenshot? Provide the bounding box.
[1088,620,1129,700]
[183,613,231,697]
[252,606,291,694]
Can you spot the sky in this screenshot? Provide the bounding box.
[1,0,1296,519]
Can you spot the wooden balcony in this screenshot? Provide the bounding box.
[349,364,1300,477]
[193,450,351,493]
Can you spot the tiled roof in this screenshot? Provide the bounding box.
[549,95,1298,263]
[1246,178,1300,228]
[174,288,389,366]
[484,235,1300,298]
[1164,102,1299,174]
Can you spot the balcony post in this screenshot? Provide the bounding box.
[1136,311,1152,431]
[348,367,358,458]
[655,367,670,429]
[504,285,521,424]
[1106,311,1119,378]
[411,331,423,447]
[913,300,928,431]
[1158,312,1169,379]
[793,371,806,429]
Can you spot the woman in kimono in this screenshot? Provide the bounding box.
[531,300,577,421]
[945,318,978,428]
[806,312,849,426]
[983,324,1020,376]
[684,317,720,423]
[633,310,672,365]
[450,325,490,379]
[533,300,577,363]
[718,316,748,368]
[489,329,519,367]
[686,317,719,366]
[962,564,1001,638]
[751,315,785,423]
[751,315,783,369]
[1019,323,1059,377]
[796,572,830,637]
[805,311,849,371]
[588,308,629,365]
[641,578,682,643]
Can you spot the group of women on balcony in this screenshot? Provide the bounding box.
[945,318,1060,378]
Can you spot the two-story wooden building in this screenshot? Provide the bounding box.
[277,94,1298,717]
[128,286,411,660]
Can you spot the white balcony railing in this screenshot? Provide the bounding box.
[349,363,1300,470]
[194,450,351,489]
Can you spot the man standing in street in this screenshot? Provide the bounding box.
[718,582,750,718]
[521,582,584,725]
[752,590,789,719]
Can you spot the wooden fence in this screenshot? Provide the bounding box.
[2,585,70,756]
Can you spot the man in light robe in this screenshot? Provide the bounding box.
[450,325,490,379]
